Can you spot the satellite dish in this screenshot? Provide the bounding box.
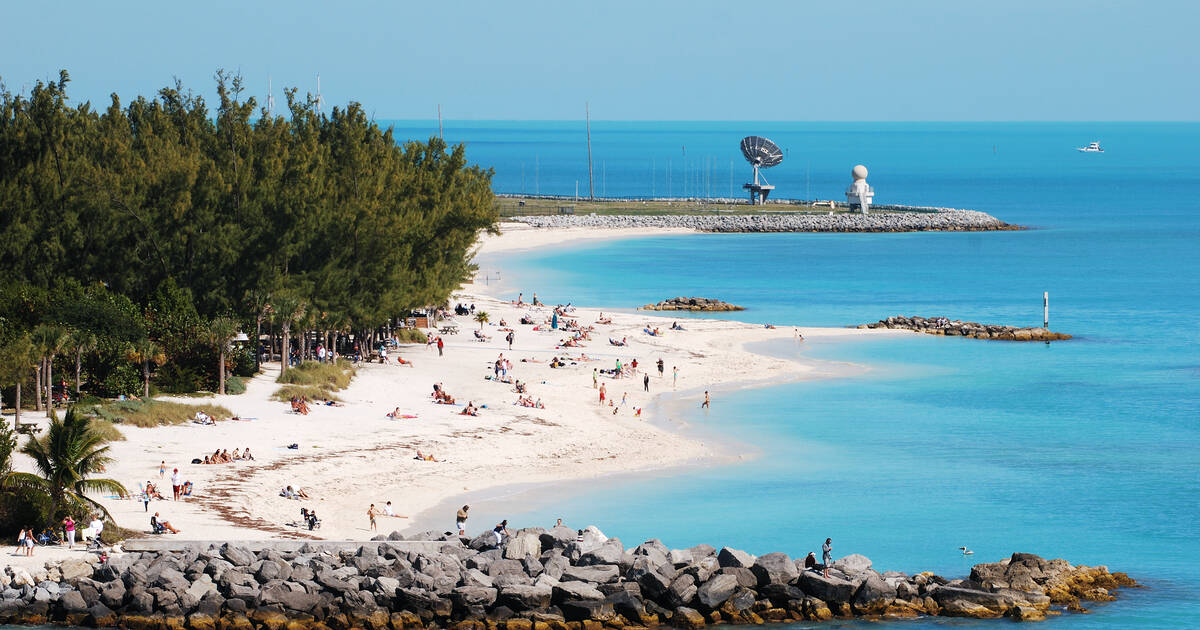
[740,136,784,168]
[740,136,783,204]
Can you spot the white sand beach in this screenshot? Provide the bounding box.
[3,224,901,568]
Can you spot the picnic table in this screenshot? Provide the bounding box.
[17,422,41,435]
[439,325,459,335]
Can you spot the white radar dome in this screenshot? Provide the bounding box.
[852,165,869,180]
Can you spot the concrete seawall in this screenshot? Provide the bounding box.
[509,209,1016,232]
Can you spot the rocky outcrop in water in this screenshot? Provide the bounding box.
[859,316,1072,341]
[510,209,1016,232]
[0,528,1136,629]
[641,298,744,312]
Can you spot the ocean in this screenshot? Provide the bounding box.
[450,122,1199,628]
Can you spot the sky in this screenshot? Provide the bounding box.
[2,1,1197,121]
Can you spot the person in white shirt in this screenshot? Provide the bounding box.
[171,469,182,500]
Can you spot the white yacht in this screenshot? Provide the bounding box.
[1077,141,1104,153]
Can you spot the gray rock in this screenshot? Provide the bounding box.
[259,583,321,613]
[541,526,576,549]
[487,558,525,578]
[553,581,605,602]
[497,584,553,611]
[220,543,254,567]
[579,540,624,566]
[58,590,88,613]
[752,552,799,585]
[504,531,543,560]
[559,599,615,622]
[451,586,498,607]
[717,547,756,569]
[461,568,494,589]
[561,564,620,584]
[831,553,873,577]
[728,588,756,612]
[717,566,758,588]
[606,589,646,619]
[100,581,126,608]
[798,571,857,604]
[696,573,739,609]
[852,574,896,614]
[186,575,218,600]
[542,554,571,580]
[666,573,697,607]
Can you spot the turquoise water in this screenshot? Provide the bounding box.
[462,123,1200,628]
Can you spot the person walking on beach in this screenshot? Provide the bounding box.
[437,337,444,356]
[593,368,598,389]
[657,358,664,377]
[159,461,166,479]
[506,331,514,350]
[599,383,606,405]
[62,516,76,549]
[673,366,679,388]
[171,468,182,500]
[701,391,710,409]
[457,505,470,535]
[368,504,380,531]
[822,538,833,578]
[644,373,650,392]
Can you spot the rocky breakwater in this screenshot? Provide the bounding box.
[0,527,1138,629]
[860,316,1072,341]
[510,210,1016,233]
[641,297,744,312]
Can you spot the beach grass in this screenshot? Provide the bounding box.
[273,360,355,401]
[85,400,235,428]
[394,328,429,344]
[90,418,127,442]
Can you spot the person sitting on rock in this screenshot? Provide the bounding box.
[804,551,818,570]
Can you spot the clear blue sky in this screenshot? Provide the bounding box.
[3,1,1196,121]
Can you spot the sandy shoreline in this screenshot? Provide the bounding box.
[3,223,902,569]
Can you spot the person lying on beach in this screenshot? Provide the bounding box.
[609,337,626,346]
[461,402,479,416]
[192,411,215,425]
[382,501,409,518]
[671,321,686,331]
[520,315,536,325]
[764,324,777,329]
[415,450,438,462]
[395,356,414,367]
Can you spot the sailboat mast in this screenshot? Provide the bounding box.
[586,103,595,200]
[438,104,444,140]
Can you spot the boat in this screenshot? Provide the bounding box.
[1077,141,1104,153]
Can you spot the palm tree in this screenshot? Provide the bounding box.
[31,325,70,412]
[0,334,38,429]
[271,294,307,376]
[474,311,490,330]
[70,330,98,396]
[1,407,127,524]
[205,317,239,395]
[125,339,165,399]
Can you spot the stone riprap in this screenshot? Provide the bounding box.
[0,527,1136,629]
[859,316,1072,341]
[641,298,744,312]
[509,209,1015,233]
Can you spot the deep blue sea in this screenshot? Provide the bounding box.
[438,122,1199,628]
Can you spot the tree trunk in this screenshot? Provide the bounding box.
[218,347,226,395]
[45,353,53,411]
[75,348,83,395]
[34,362,43,412]
[142,361,150,399]
[13,381,20,429]
[281,323,291,375]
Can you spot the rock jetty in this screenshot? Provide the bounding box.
[0,527,1137,629]
[642,298,744,312]
[859,316,1072,341]
[510,209,1016,233]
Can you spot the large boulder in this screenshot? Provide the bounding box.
[504,532,543,560]
[831,554,872,577]
[219,544,255,567]
[559,599,615,622]
[579,540,624,566]
[798,571,857,605]
[541,527,577,550]
[497,584,553,611]
[751,552,798,586]
[695,573,739,609]
[59,559,96,582]
[716,547,756,569]
[666,574,698,608]
[553,581,605,602]
[851,574,896,615]
[257,583,320,613]
[451,586,498,608]
[561,565,619,584]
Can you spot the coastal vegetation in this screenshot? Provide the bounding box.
[83,399,234,428]
[273,359,355,401]
[0,69,497,403]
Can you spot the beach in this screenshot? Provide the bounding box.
[2,223,898,570]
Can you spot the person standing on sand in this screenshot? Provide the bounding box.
[823,538,833,578]
[506,331,514,350]
[368,504,382,531]
[599,383,606,405]
[644,373,650,392]
[171,468,181,500]
[62,516,76,549]
[437,337,444,356]
[701,391,710,408]
[657,359,664,377]
[159,461,165,479]
[593,368,598,389]
[457,505,470,535]
[673,366,679,388]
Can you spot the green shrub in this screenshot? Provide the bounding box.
[89,418,126,442]
[100,363,140,397]
[225,375,246,395]
[276,360,355,389]
[394,328,428,344]
[157,362,205,394]
[231,346,258,377]
[88,399,234,428]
